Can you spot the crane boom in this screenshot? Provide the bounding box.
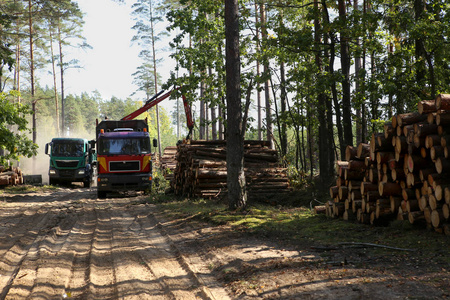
[121,89,194,139]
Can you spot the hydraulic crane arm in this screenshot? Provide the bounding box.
[121,89,194,139]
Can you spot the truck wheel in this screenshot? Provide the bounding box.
[83,179,91,188]
[97,191,107,199]
[49,178,57,186]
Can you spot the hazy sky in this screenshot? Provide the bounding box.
[66,0,176,110]
[64,0,140,100]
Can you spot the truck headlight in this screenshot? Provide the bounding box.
[78,170,85,175]
[49,170,56,175]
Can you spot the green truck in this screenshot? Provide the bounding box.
[45,138,97,187]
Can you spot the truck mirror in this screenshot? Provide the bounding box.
[89,140,96,149]
[45,143,49,155]
[153,138,157,148]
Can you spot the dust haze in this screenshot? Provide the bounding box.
[17,115,96,185]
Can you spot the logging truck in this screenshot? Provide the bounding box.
[96,89,193,198]
[45,138,97,187]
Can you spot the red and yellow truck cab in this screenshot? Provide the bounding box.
[96,119,155,198]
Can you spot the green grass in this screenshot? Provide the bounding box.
[0,184,58,195]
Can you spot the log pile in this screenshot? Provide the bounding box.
[0,165,24,187]
[159,146,178,182]
[322,94,450,235]
[168,140,291,201]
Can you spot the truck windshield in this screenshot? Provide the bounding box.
[98,138,150,155]
[52,141,84,157]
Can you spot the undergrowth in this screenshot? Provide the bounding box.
[151,183,450,265]
[0,184,58,194]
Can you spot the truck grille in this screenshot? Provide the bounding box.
[55,160,79,168]
[59,169,76,177]
[109,161,140,172]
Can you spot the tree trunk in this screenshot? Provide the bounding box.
[260,3,273,148]
[254,2,262,141]
[148,0,162,155]
[28,0,36,171]
[225,0,246,209]
[338,0,353,147]
[57,22,65,135]
[321,0,344,160]
[280,61,287,157]
[315,1,333,182]
[49,26,60,137]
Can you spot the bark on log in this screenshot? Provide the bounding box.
[357,143,371,159]
[351,190,362,201]
[390,196,402,213]
[406,199,419,212]
[348,180,362,191]
[384,122,395,139]
[418,99,437,114]
[339,186,349,200]
[396,112,428,127]
[436,112,450,126]
[314,206,327,214]
[435,93,450,110]
[352,199,362,213]
[376,152,395,165]
[360,182,378,194]
[391,168,405,181]
[345,169,365,180]
[440,135,450,147]
[345,145,358,161]
[336,161,349,177]
[376,133,394,151]
[379,182,402,197]
[425,135,441,149]
[414,123,438,137]
[408,211,425,224]
[406,154,429,172]
[348,160,366,170]
[395,136,408,154]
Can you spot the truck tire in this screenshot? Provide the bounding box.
[83,178,91,188]
[97,191,107,199]
[49,178,57,186]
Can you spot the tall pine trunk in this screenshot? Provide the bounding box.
[57,22,66,135]
[338,0,353,147]
[225,0,246,210]
[260,3,273,148]
[49,27,60,137]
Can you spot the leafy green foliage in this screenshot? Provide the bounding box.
[0,92,38,165]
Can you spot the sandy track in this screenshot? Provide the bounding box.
[0,188,228,299]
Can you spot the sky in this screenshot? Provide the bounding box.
[65,0,175,110]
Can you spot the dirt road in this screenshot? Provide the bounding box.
[0,187,230,299]
[0,187,448,299]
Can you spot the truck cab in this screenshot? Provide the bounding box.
[96,119,154,198]
[45,138,97,187]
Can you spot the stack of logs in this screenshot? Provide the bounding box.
[0,165,23,186]
[323,94,450,235]
[159,146,178,182]
[165,140,291,200]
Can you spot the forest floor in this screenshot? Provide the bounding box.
[0,185,448,299]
